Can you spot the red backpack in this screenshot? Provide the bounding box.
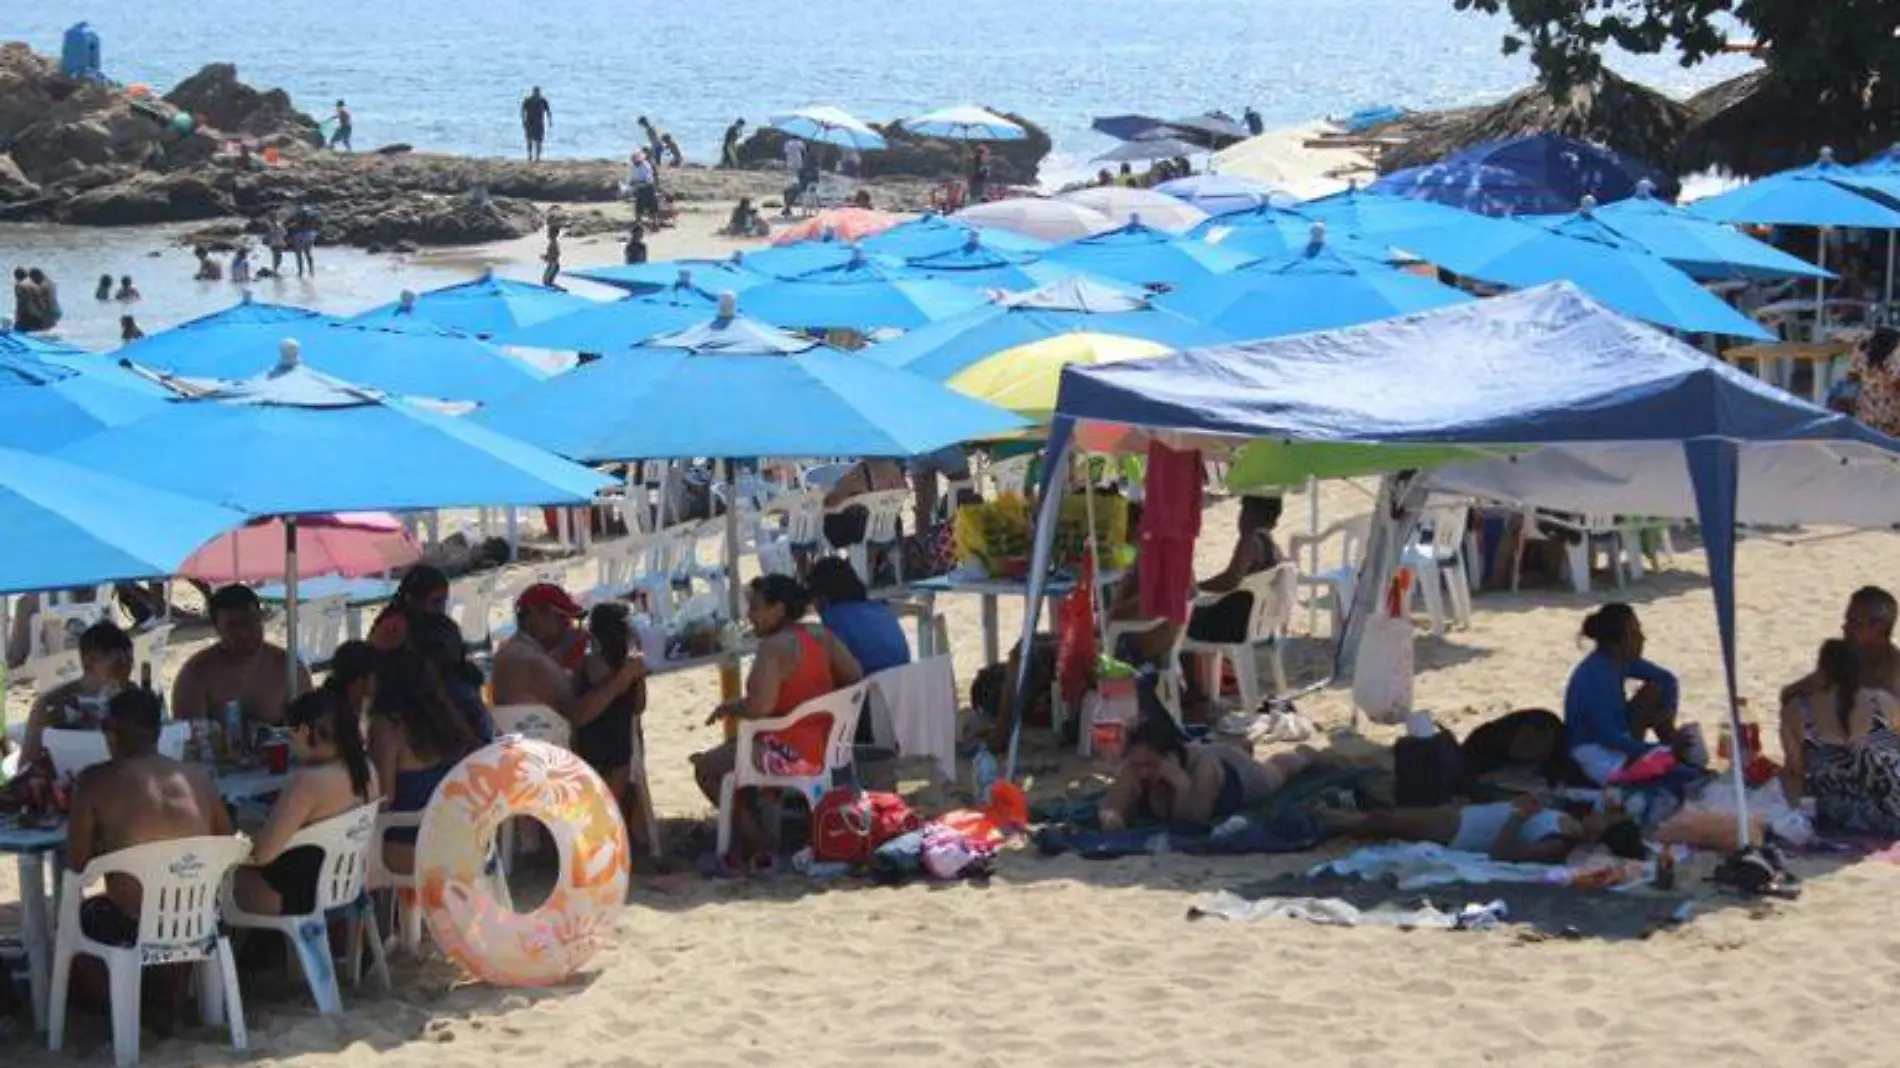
[811,789,921,866]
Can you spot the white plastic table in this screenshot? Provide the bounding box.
[0,817,66,1033]
[903,569,1122,666]
[255,576,402,641]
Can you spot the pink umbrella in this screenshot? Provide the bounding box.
[182,513,422,583]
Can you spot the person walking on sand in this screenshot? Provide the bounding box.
[721,118,746,168]
[541,218,563,286]
[328,100,353,151]
[522,87,552,162]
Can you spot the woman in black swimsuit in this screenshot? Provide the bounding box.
[575,603,648,849]
[232,687,376,915]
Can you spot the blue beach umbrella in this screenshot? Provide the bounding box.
[1041,219,1252,290]
[0,446,245,594]
[741,238,905,279]
[1443,134,1675,205]
[1692,151,1900,230]
[0,326,172,396]
[1158,234,1473,339]
[500,274,726,351]
[904,236,1112,293]
[571,253,769,296]
[0,334,167,450]
[351,270,600,339]
[1298,185,1525,251]
[476,309,1027,462]
[901,106,1026,142]
[861,215,1050,259]
[1393,211,1774,339]
[870,276,1230,382]
[1584,187,1833,282]
[1190,205,1399,263]
[768,106,888,151]
[1155,173,1292,216]
[117,296,545,404]
[737,251,989,331]
[1370,161,1576,216]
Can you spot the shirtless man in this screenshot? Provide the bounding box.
[66,689,231,1002]
[171,585,311,730]
[1784,586,1900,703]
[490,583,644,731]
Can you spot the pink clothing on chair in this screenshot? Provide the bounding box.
[1137,441,1203,624]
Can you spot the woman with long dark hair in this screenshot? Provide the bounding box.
[407,612,494,743]
[232,687,377,914]
[1780,638,1900,835]
[1561,603,1682,784]
[1097,711,1309,831]
[1848,327,1900,436]
[575,603,647,847]
[368,565,451,650]
[368,647,479,874]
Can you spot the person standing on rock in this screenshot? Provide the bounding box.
[721,118,746,168]
[522,88,552,162]
[328,101,353,152]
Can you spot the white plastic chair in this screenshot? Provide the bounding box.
[1401,506,1473,636]
[367,812,425,955]
[827,489,910,588]
[484,572,534,647]
[1288,514,1371,637]
[1511,511,1643,594]
[293,594,350,671]
[988,455,1034,498]
[1180,562,1299,714]
[715,680,869,856]
[48,836,251,1067]
[445,574,496,650]
[220,803,390,1014]
[1101,617,1188,725]
[490,705,573,869]
[42,723,190,779]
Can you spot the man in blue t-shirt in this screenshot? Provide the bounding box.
[807,557,911,676]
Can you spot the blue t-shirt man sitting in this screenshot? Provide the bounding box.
[807,557,911,676]
[1563,603,1681,784]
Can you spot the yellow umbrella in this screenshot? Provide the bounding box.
[945,332,1170,423]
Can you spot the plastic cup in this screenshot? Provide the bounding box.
[263,738,290,775]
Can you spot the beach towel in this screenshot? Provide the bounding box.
[1032,810,1324,859]
[1137,441,1202,624]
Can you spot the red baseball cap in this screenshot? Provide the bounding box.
[516,583,583,618]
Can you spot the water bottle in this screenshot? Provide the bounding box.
[971,745,999,806]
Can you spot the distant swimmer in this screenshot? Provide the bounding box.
[522,87,552,162]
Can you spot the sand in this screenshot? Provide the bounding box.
[7,211,1900,1067]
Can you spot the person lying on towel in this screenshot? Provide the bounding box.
[1563,603,1686,784]
[1098,713,1313,831]
[1321,794,1646,864]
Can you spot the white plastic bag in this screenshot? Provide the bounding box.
[1352,614,1415,725]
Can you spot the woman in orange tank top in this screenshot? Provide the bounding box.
[692,574,865,867]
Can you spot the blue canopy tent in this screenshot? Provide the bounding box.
[1188,205,1399,263]
[118,296,546,404]
[350,270,598,339]
[1017,283,1900,843]
[572,253,769,296]
[1154,174,1292,217]
[0,329,170,395]
[869,277,1230,382]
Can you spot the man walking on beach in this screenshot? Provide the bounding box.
[721,118,746,168]
[522,87,552,162]
[328,100,353,151]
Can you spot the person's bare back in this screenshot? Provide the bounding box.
[70,755,228,918]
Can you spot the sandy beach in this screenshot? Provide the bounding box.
[7,209,1900,1068]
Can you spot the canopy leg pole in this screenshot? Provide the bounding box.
[1306,475,1320,634]
[285,518,302,701]
[505,509,519,561]
[718,458,744,705]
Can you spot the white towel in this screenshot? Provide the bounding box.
[867,657,958,784]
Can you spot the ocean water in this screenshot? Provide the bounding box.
[13,0,1751,174]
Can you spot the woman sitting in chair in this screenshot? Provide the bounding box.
[231,688,377,914]
[368,647,480,875]
[20,621,133,764]
[691,575,863,869]
[1098,712,1313,831]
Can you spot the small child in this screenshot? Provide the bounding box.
[231,245,252,285]
[541,219,563,287]
[114,275,140,302]
[120,315,144,342]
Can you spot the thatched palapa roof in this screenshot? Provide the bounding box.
[1375,69,1692,175]
[1679,69,1899,178]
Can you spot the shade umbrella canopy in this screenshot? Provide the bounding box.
[499,278,726,352]
[59,353,611,516]
[1301,185,1522,241]
[1058,187,1209,233]
[0,329,170,396]
[1040,219,1252,290]
[771,207,903,246]
[571,254,768,296]
[0,446,246,594]
[768,106,888,151]
[1442,134,1674,208]
[476,312,1027,461]
[0,337,169,451]
[861,214,1051,259]
[739,239,905,279]
[1158,237,1474,339]
[869,276,1230,382]
[903,237,1110,293]
[946,333,1170,422]
[953,199,1116,243]
[1690,153,1900,229]
[181,512,420,584]
[1154,173,1294,217]
[1390,211,1775,340]
[1191,207,1400,263]
[1093,137,1201,164]
[1370,161,1578,216]
[738,252,987,330]
[901,106,1026,142]
[1156,113,1253,148]
[118,297,546,404]
[350,272,601,339]
[1585,189,1834,282]
[1091,114,1167,142]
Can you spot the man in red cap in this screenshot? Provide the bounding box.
[491,583,643,728]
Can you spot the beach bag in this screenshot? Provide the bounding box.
[811,789,921,866]
[1352,571,1415,725]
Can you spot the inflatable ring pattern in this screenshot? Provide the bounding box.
[417,738,629,987]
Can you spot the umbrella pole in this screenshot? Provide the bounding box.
[1815,227,1829,340]
[1886,231,1896,323]
[504,508,519,561]
[284,517,302,701]
[718,458,744,704]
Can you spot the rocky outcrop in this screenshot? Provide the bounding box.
[733,111,1051,185]
[324,191,544,247]
[0,153,40,202]
[62,170,232,225]
[164,62,321,145]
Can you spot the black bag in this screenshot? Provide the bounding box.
[971,637,1057,728]
[1394,728,1465,807]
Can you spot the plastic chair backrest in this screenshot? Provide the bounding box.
[739,680,869,791]
[280,802,381,912]
[131,623,173,694]
[295,595,350,668]
[990,455,1033,497]
[1425,506,1469,559]
[1241,562,1299,643]
[445,575,494,644]
[781,491,826,546]
[44,723,191,777]
[854,490,911,545]
[79,835,250,959]
[491,704,571,748]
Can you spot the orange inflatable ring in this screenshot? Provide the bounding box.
[417,738,629,987]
